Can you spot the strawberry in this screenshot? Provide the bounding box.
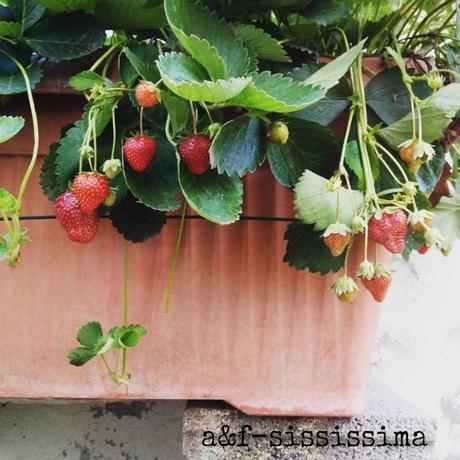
[332,276,359,303]
[135,81,160,108]
[55,191,99,243]
[369,210,408,254]
[417,244,428,255]
[73,172,110,214]
[359,263,393,303]
[267,121,289,145]
[323,223,351,257]
[178,134,211,175]
[123,135,157,172]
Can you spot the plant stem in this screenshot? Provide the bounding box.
[121,241,129,378]
[90,44,120,72]
[164,202,187,313]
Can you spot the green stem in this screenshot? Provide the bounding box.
[110,108,117,160]
[90,44,120,72]
[164,202,187,314]
[122,240,129,378]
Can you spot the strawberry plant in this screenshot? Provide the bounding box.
[0,0,458,385]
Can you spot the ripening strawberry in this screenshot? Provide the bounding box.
[73,172,110,214]
[55,191,99,243]
[323,223,351,257]
[135,81,160,108]
[417,244,429,255]
[359,263,393,303]
[178,134,211,175]
[369,210,408,254]
[123,135,157,172]
[332,276,359,303]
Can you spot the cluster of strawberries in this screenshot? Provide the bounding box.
[324,209,417,303]
[55,81,212,243]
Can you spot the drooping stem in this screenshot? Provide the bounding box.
[122,240,129,378]
[164,202,187,313]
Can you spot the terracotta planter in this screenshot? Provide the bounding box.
[0,80,383,417]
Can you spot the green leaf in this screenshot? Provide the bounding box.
[68,70,105,91]
[229,71,326,113]
[37,0,96,13]
[94,0,167,30]
[0,21,22,38]
[111,325,147,349]
[432,194,460,246]
[123,42,160,83]
[0,188,19,213]
[25,12,106,60]
[9,0,45,33]
[0,65,42,95]
[55,121,85,189]
[165,0,249,79]
[39,141,63,200]
[344,140,365,190]
[161,91,190,135]
[124,134,182,212]
[303,0,349,26]
[289,63,350,125]
[157,52,250,102]
[416,144,445,194]
[0,115,24,143]
[210,115,265,177]
[283,221,345,274]
[93,334,115,355]
[303,40,365,90]
[77,321,103,349]
[294,169,363,231]
[179,162,243,224]
[378,83,460,149]
[267,118,338,188]
[365,68,433,125]
[402,231,426,261]
[110,193,167,243]
[233,23,290,63]
[67,347,95,366]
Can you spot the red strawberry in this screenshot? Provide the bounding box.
[360,264,392,303]
[178,134,211,175]
[135,81,160,108]
[55,191,99,243]
[369,210,408,254]
[123,135,157,172]
[417,244,429,255]
[323,223,351,257]
[73,172,110,214]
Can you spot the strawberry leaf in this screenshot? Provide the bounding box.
[67,347,96,366]
[165,0,250,79]
[267,118,338,188]
[39,141,64,200]
[294,169,363,231]
[228,71,326,113]
[283,221,345,274]
[25,12,106,60]
[416,144,445,194]
[210,115,265,177]
[161,91,191,135]
[179,162,243,224]
[55,121,85,189]
[157,52,250,102]
[94,0,166,30]
[0,21,22,39]
[37,0,96,13]
[110,192,167,243]
[123,134,182,212]
[233,23,290,63]
[123,42,160,83]
[432,193,460,247]
[68,70,105,91]
[111,325,147,349]
[9,0,45,33]
[77,321,103,349]
[0,65,42,95]
[0,115,24,143]
[0,188,19,213]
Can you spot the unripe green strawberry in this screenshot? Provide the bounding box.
[267,121,289,145]
[73,172,110,214]
[332,276,359,303]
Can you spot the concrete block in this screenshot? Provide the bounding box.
[183,379,437,459]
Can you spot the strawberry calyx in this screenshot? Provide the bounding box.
[356,260,375,280]
[332,276,359,303]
